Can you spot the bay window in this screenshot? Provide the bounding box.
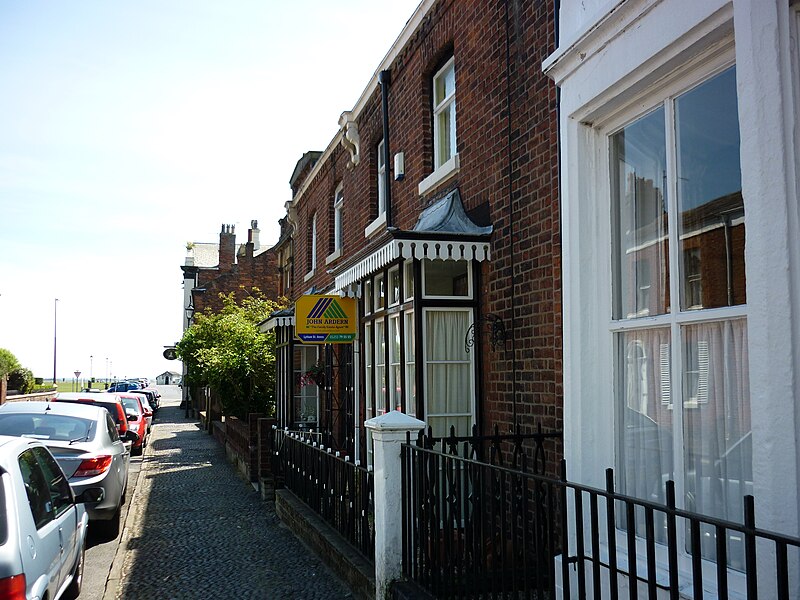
[611,66,751,559]
[360,256,477,463]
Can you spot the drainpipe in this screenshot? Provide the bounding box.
[505,0,519,429]
[379,69,393,228]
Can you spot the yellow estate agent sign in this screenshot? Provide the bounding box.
[295,295,357,343]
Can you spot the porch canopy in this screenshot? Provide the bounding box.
[260,306,295,332]
[334,188,493,291]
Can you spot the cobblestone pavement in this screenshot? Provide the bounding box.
[112,400,353,599]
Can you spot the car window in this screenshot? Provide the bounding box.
[106,414,120,442]
[121,398,141,414]
[0,414,93,442]
[31,447,73,518]
[18,449,53,529]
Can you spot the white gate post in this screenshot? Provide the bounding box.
[365,410,425,600]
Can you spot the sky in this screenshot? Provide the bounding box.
[0,0,421,382]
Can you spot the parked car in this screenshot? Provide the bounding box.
[0,402,132,537]
[107,381,140,393]
[128,389,159,413]
[117,394,148,454]
[0,435,103,600]
[54,392,135,441]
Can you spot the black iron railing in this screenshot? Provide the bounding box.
[273,427,374,561]
[401,430,800,599]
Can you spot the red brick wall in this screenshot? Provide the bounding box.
[289,0,562,451]
[193,229,281,315]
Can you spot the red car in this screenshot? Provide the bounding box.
[117,393,148,455]
[53,392,137,444]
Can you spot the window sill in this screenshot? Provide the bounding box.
[303,270,315,283]
[325,249,342,265]
[418,153,460,197]
[364,212,387,239]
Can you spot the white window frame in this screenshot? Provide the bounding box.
[389,314,402,412]
[365,139,388,238]
[433,57,456,169]
[603,59,749,589]
[305,214,317,281]
[328,182,344,263]
[364,322,374,466]
[422,307,475,437]
[404,309,416,417]
[419,58,460,197]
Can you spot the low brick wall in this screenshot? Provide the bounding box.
[276,489,375,600]
[4,390,58,404]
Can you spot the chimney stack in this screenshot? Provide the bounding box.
[219,224,236,271]
[248,219,260,252]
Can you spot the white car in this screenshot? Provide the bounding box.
[0,402,131,537]
[0,435,103,599]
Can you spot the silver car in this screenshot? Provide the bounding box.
[0,435,102,600]
[0,401,131,537]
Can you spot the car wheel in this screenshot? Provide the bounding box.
[64,543,85,599]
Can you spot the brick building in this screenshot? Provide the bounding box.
[264,0,561,466]
[182,220,280,324]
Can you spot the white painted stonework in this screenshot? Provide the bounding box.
[545,0,800,594]
[365,411,425,599]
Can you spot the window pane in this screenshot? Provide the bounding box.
[364,323,373,419]
[389,268,400,305]
[676,67,745,310]
[33,447,73,517]
[404,261,414,300]
[389,316,401,411]
[682,319,751,567]
[294,345,318,425]
[377,140,386,215]
[436,106,453,166]
[611,108,669,319]
[616,328,674,507]
[375,274,385,310]
[375,320,385,414]
[405,311,416,416]
[434,62,455,105]
[423,260,469,297]
[425,310,472,437]
[18,450,52,529]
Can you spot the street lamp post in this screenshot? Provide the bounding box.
[52,298,59,387]
[183,298,195,417]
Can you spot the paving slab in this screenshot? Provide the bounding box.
[109,397,353,599]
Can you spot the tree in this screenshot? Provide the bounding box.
[7,367,34,394]
[0,348,20,378]
[176,290,283,419]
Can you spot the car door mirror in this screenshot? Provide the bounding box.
[124,430,140,443]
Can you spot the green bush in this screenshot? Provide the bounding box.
[8,368,34,394]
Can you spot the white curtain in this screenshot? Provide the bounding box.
[618,327,674,510]
[425,310,472,437]
[683,319,751,521]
